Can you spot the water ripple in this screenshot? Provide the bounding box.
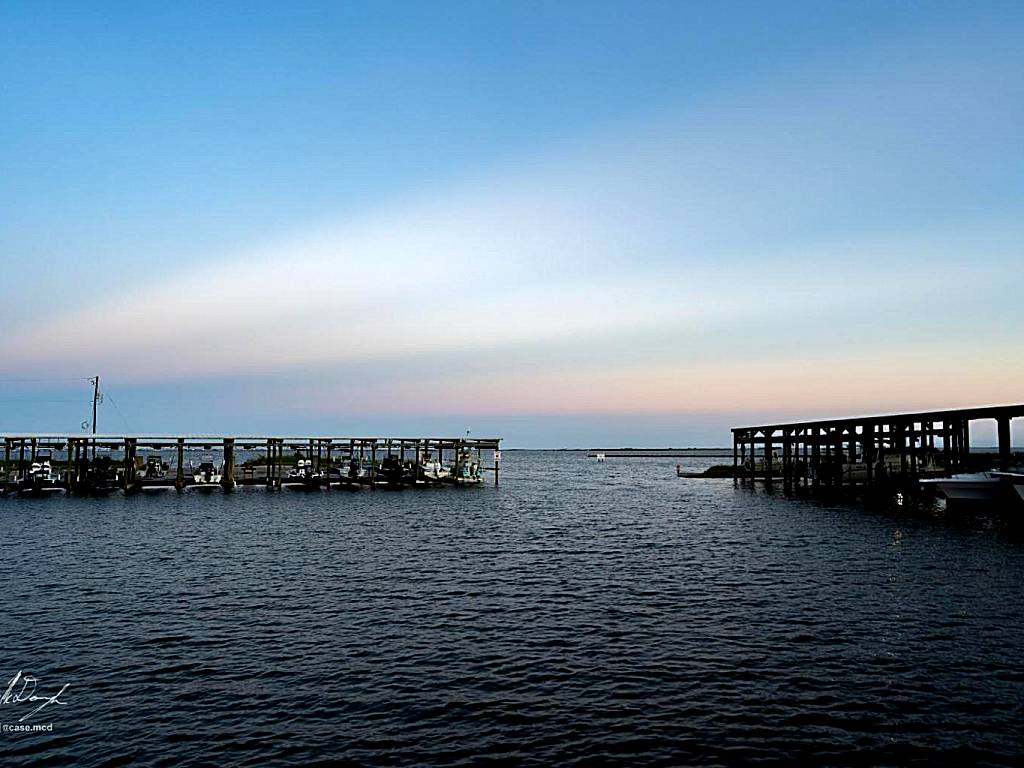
[2,451,1024,765]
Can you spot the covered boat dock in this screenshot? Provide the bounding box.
[731,404,1023,491]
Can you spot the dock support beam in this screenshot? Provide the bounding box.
[998,417,1012,472]
[222,438,235,491]
[123,438,137,493]
[175,439,185,492]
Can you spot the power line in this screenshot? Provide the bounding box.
[103,387,133,433]
[0,399,91,404]
[0,377,92,385]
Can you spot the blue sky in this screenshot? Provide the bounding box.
[1,1,1022,446]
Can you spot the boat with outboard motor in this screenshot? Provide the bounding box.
[16,455,64,497]
[417,454,450,484]
[283,458,323,491]
[446,446,483,486]
[191,456,222,492]
[331,456,370,490]
[137,454,173,492]
[376,456,409,489]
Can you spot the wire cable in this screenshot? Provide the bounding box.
[102,388,134,433]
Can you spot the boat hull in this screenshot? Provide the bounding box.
[191,481,222,493]
[931,480,1000,502]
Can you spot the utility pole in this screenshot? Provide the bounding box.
[91,376,100,459]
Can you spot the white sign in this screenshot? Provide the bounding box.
[494,451,501,461]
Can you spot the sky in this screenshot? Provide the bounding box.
[1,1,1022,447]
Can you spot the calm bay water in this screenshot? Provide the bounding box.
[3,450,1024,766]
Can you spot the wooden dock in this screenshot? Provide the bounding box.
[1,434,501,495]
[731,404,1023,492]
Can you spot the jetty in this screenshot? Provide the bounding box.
[1,434,501,495]
[587,448,734,458]
[731,404,1022,491]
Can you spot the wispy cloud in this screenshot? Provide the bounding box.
[3,22,1021,429]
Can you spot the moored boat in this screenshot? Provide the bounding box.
[138,454,173,492]
[16,456,64,497]
[376,456,407,489]
[417,454,450,484]
[920,472,1001,502]
[283,458,322,491]
[335,456,370,490]
[446,447,483,486]
[192,457,222,492]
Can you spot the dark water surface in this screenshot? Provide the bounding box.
[3,451,1023,766]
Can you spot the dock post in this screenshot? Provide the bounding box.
[785,429,795,488]
[896,423,907,477]
[942,421,952,472]
[370,442,377,489]
[325,440,332,489]
[75,438,83,492]
[811,429,820,490]
[64,439,74,494]
[123,438,137,493]
[222,438,235,491]
[175,438,185,492]
[2,439,9,492]
[864,426,874,487]
[998,416,1011,472]
[913,423,921,476]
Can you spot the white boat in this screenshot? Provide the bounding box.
[17,458,64,497]
[192,458,222,491]
[283,458,322,491]
[920,472,1000,502]
[419,456,450,483]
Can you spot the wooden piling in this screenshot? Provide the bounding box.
[175,438,185,492]
[222,438,235,491]
[123,438,137,492]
